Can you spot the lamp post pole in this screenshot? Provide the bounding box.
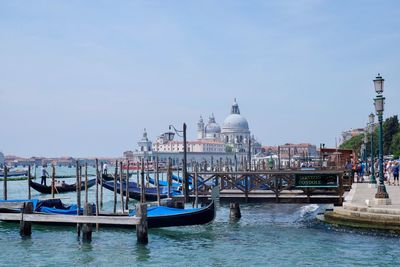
[168,123,189,202]
[375,105,388,198]
[373,74,389,201]
[369,113,376,184]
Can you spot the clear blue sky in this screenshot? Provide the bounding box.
[1,0,399,157]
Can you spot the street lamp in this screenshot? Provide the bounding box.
[373,74,390,202]
[369,113,376,184]
[167,123,188,202]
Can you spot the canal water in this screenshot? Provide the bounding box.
[1,167,400,266]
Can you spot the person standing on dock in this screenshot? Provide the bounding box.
[393,162,399,186]
[40,166,49,186]
[103,163,108,175]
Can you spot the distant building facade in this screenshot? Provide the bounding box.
[128,99,262,166]
[341,128,366,144]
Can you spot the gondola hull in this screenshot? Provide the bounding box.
[146,201,215,228]
[29,179,96,194]
[101,179,175,201]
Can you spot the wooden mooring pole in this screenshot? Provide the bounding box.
[76,161,81,237]
[195,164,199,208]
[125,161,130,211]
[3,165,7,200]
[82,203,93,242]
[113,160,117,214]
[95,160,99,217]
[140,159,145,203]
[167,158,171,198]
[120,161,124,213]
[229,202,241,220]
[51,164,55,199]
[85,163,88,206]
[20,202,33,237]
[156,157,160,206]
[27,165,31,200]
[136,203,148,244]
[100,162,104,208]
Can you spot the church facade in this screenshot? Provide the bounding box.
[196,99,261,154]
[126,99,262,166]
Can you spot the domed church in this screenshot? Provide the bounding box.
[197,99,261,154]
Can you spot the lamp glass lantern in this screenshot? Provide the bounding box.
[374,96,385,114]
[369,113,375,124]
[164,131,175,142]
[373,74,384,94]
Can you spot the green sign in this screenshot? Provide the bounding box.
[295,173,338,188]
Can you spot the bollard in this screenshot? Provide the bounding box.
[136,203,148,244]
[229,202,241,220]
[82,203,93,242]
[20,202,33,237]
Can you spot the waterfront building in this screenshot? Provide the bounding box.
[128,99,262,166]
[341,128,366,144]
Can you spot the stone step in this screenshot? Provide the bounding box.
[333,207,400,223]
[343,202,400,215]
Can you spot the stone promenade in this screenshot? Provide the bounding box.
[323,182,400,231]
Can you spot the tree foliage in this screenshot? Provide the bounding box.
[340,115,399,157]
[340,134,364,154]
[391,132,400,158]
[383,115,399,155]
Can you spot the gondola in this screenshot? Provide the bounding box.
[29,178,96,194]
[147,176,181,187]
[129,200,215,228]
[0,198,215,228]
[101,179,181,201]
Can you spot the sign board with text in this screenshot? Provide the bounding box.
[295,173,339,188]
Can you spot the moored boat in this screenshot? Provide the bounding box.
[29,178,96,194]
[101,179,181,201]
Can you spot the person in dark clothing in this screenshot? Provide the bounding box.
[393,162,399,186]
[41,166,49,186]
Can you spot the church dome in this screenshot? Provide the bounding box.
[205,122,221,134]
[205,114,221,134]
[221,99,249,132]
[222,114,249,131]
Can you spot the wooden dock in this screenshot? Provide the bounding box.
[184,169,352,205]
[0,201,148,244]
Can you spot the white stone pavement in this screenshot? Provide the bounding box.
[345,182,400,209]
[323,180,400,230]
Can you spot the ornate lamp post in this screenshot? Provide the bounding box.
[167,123,188,202]
[373,74,390,203]
[369,113,376,185]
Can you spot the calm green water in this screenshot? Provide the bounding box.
[1,167,400,266]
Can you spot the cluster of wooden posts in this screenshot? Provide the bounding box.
[0,159,152,244]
